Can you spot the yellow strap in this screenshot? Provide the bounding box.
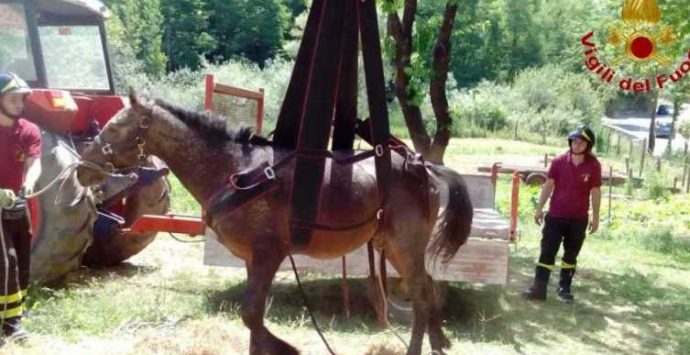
[537,263,555,271]
[1,78,18,94]
[561,262,576,269]
[0,289,27,304]
[581,130,592,142]
[0,304,24,319]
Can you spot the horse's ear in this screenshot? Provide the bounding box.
[128,87,148,115]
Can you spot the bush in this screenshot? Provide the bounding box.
[644,170,671,200]
[447,64,612,141]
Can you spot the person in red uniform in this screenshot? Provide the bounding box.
[0,73,41,341]
[522,125,601,302]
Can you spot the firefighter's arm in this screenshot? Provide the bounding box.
[23,156,42,196]
[534,178,555,225]
[589,187,601,233]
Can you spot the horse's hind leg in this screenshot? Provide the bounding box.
[427,278,451,353]
[385,233,432,355]
[241,242,298,355]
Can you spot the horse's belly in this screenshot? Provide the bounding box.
[303,222,378,259]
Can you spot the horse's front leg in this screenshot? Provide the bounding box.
[241,237,298,355]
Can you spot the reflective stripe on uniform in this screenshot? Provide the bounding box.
[0,304,24,319]
[537,263,556,271]
[560,261,576,269]
[0,289,27,304]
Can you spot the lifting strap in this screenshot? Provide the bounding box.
[268,0,392,249]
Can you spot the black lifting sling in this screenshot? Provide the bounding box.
[271,0,392,248]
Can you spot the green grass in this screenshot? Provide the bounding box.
[7,138,690,354]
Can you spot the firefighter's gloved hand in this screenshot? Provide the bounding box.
[0,189,16,209]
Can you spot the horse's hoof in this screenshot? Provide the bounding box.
[267,339,299,355]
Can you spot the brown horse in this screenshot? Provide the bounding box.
[76,92,473,355]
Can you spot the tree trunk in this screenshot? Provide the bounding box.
[427,2,459,165]
[648,91,658,152]
[667,99,681,157]
[387,1,431,157]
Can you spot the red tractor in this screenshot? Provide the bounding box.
[1,0,170,282]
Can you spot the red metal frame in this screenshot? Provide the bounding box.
[509,171,521,242]
[124,214,205,236]
[204,74,265,135]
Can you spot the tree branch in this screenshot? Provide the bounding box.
[428,1,459,164]
[402,0,417,37]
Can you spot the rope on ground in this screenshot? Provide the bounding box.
[167,232,204,243]
[288,253,336,355]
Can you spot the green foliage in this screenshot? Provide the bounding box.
[643,170,671,200]
[161,0,216,71]
[205,0,290,66]
[446,0,608,88]
[450,81,509,134]
[103,0,167,76]
[448,64,612,139]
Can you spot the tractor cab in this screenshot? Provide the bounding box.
[1,0,113,94]
[1,0,122,136]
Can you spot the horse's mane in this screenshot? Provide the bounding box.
[154,99,270,146]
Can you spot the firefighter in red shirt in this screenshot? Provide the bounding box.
[0,73,42,340]
[523,125,601,302]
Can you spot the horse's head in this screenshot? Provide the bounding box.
[76,90,154,186]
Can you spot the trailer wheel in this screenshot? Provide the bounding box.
[30,132,97,283]
[524,172,547,186]
[385,277,448,323]
[82,157,171,267]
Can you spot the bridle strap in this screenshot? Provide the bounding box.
[81,107,155,174]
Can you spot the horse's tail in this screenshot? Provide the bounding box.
[427,164,473,263]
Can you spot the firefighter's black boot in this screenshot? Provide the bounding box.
[558,268,575,302]
[2,317,29,343]
[522,266,550,301]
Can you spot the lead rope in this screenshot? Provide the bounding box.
[0,208,10,328]
[24,141,122,203]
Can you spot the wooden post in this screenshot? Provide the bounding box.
[640,138,647,178]
[514,121,518,140]
[673,177,678,192]
[607,128,613,153]
[544,153,548,168]
[628,139,633,157]
[608,166,613,223]
[625,157,630,174]
[616,133,621,156]
[686,164,690,193]
[682,158,688,188]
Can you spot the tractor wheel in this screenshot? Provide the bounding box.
[82,157,171,267]
[30,132,97,284]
